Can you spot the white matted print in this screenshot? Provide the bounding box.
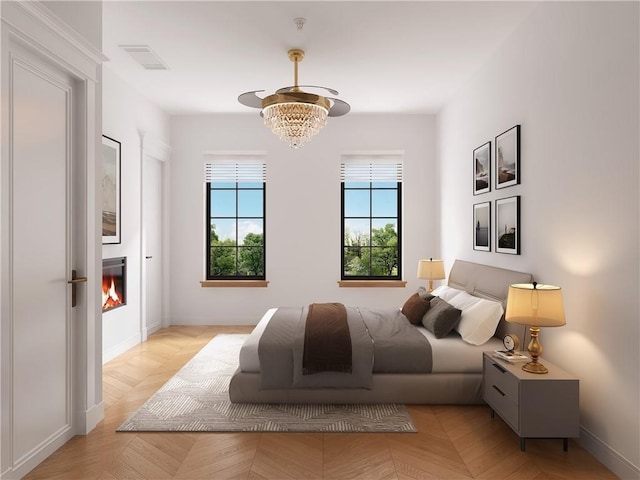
[102,135,121,244]
[473,202,491,251]
[495,125,520,189]
[495,196,520,254]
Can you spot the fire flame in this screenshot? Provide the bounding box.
[102,275,123,311]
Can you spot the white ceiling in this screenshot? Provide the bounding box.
[102,1,538,115]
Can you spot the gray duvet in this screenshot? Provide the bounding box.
[257,306,432,390]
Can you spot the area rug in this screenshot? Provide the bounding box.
[117,334,417,433]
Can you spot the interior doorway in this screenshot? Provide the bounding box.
[141,138,171,338]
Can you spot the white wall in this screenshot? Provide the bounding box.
[169,114,437,324]
[102,66,170,362]
[437,3,639,478]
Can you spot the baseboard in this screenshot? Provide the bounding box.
[579,425,640,480]
[83,401,104,434]
[104,324,162,364]
[1,427,74,480]
[169,317,257,325]
[73,400,104,434]
[103,333,141,364]
[144,321,162,337]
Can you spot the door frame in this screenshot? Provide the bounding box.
[139,132,171,340]
[0,3,106,478]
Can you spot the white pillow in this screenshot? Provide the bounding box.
[447,291,482,311]
[430,285,464,302]
[451,295,505,345]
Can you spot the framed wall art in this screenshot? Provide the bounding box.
[495,196,520,254]
[495,125,520,189]
[473,201,491,251]
[473,141,491,195]
[102,135,121,244]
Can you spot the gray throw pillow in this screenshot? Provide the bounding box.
[422,296,462,338]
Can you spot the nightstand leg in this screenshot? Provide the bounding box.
[563,438,568,452]
[520,438,526,451]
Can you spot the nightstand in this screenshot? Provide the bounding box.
[482,352,579,451]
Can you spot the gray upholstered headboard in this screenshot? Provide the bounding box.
[447,260,533,340]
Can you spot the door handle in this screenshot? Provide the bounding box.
[67,269,87,307]
[67,276,88,284]
[145,256,153,259]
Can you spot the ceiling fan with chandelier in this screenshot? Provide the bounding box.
[238,49,350,148]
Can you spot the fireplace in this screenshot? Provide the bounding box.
[102,257,126,312]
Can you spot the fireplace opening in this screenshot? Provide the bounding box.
[102,256,126,312]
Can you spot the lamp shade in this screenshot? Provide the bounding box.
[505,283,566,327]
[417,259,445,280]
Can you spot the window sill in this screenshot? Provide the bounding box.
[338,280,407,288]
[200,280,269,288]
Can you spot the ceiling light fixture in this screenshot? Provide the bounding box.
[238,49,350,149]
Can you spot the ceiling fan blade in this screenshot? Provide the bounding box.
[238,90,265,109]
[276,85,339,96]
[327,98,350,117]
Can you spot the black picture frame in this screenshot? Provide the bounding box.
[495,196,520,254]
[473,201,491,251]
[102,135,121,244]
[495,125,520,189]
[473,141,491,195]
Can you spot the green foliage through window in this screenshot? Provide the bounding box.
[342,182,401,279]
[206,182,265,279]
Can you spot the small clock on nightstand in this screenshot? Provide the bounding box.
[503,334,520,352]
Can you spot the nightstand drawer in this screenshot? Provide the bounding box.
[483,355,519,402]
[484,382,519,429]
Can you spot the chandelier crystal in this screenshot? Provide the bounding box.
[263,102,328,149]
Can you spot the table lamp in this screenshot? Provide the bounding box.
[417,258,445,292]
[505,282,566,374]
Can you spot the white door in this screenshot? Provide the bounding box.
[10,48,82,465]
[143,155,164,333]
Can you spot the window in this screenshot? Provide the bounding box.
[205,158,266,280]
[341,155,403,280]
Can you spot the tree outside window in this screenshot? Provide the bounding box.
[342,179,401,280]
[206,179,265,280]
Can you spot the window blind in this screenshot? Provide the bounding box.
[204,152,266,182]
[340,153,403,182]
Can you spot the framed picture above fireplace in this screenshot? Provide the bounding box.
[102,135,121,244]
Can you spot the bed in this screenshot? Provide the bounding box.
[229,260,532,404]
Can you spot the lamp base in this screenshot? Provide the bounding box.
[522,361,549,374]
[523,326,548,374]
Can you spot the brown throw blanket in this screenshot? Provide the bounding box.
[303,302,352,375]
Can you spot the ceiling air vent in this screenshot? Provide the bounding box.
[120,45,168,70]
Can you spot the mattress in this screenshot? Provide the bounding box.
[239,307,503,374]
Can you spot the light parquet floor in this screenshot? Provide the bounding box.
[25,326,618,480]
